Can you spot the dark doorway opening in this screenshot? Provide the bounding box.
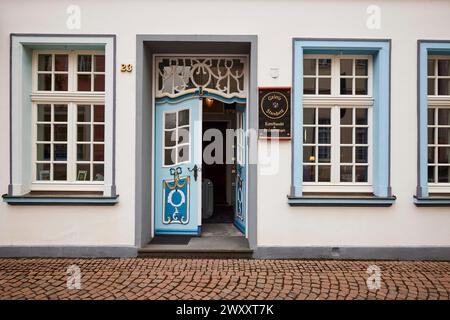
[201,99,236,224]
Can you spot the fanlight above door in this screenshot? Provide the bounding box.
[155,56,247,104]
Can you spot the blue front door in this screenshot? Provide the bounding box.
[154,98,202,235]
[234,108,247,234]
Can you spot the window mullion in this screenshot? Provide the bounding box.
[331,106,340,184]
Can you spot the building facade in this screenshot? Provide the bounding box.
[0,0,450,259]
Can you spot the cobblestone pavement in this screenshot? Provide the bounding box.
[0,258,448,300]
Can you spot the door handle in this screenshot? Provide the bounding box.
[188,164,201,181]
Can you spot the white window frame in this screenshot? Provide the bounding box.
[427,56,450,98]
[162,108,191,167]
[427,55,450,193]
[31,50,105,192]
[302,55,373,193]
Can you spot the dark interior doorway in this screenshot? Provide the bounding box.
[202,99,236,224]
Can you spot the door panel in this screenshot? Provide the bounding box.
[154,98,202,235]
[234,109,246,234]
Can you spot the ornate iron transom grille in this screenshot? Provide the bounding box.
[155,56,247,100]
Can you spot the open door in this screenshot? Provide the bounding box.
[154,98,202,235]
[234,107,247,234]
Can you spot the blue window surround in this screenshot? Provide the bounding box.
[288,38,395,206]
[414,40,450,206]
[3,34,118,206]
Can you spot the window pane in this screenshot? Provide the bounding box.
[303,127,315,143]
[340,78,352,95]
[340,127,353,144]
[438,128,450,144]
[53,144,67,161]
[438,166,450,183]
[303,78,315,94]
[428,78,435,95]
[428,166,435,183]
[340,59,353,76]
[318,127,331,144]
[438,147,450,164]
[165,130,176,147]
[38,74,52,91]
[355,127,368,144]
[37,124,51,141]
[340,166,352,182]
[93,144,104,161]
[53,164,67,181]
[355,59,368,76]
[78,55,92,72]
[318,146,331,163]
[38,54,52,71]
[165,112,176,129]
[94,105,105,122]
[54,54,68,71]
[438,79,450,95]
[355,78,368,95]
[303,165,315,182]
[438,109,450,125]
[94,125,104,141]
[178,127,189,145]
[428,108,435,125]
[356,109,368,125]
[340,108,352,125]
[78,105,91,122]
[94,55,105,72]
[303,108,315,125]
[94,74,105,91]
[318,108,331,124]
[93,164,104,181]
[78,74,91,91]
[178,109,190,126]
[318,78,331,94]
[54,74,68,91]
[428,60,435,76]
[37,104,51,121]
[303,146,315,163]
[428,127,435,144]
[178,145,189,163]
[355,146,368,163]
[303,59,316,76]
[428,147,435,163]
[318,59,331,75]
[36,144,51,161]
[77,144,90,161]
[318,165,331,182]
[54,124,67,141]
[355,166,368,182]
[36,163,50,181]
[340,146,353,163]
[77,124,91,141]
[76,164,90,181]
[164,148,176,166]
[54,105,67,122]
[438,60,450,76]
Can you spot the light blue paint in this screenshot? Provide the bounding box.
[417,41,450,198]
[2,195,119,205]
[292,39,391,198]
[287,196,396,206]
[155,90,246,105]
[414,196,450,206]
[234,109,247,235]
[154,98,201,235]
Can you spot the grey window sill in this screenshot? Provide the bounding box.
[414,195,450,207]
[2,193,119,206]
[287,194,396,207]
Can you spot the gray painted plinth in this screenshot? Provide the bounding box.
[0,246,137,258]
[254,246,450,261]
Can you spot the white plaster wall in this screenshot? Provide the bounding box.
[0,0,449,246]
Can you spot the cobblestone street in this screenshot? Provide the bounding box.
[0,258,448,300]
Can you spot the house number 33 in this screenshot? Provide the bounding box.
[120,64,133,72]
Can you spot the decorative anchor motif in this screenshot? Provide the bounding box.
[236,166,245,222]
[162,167,190,225]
